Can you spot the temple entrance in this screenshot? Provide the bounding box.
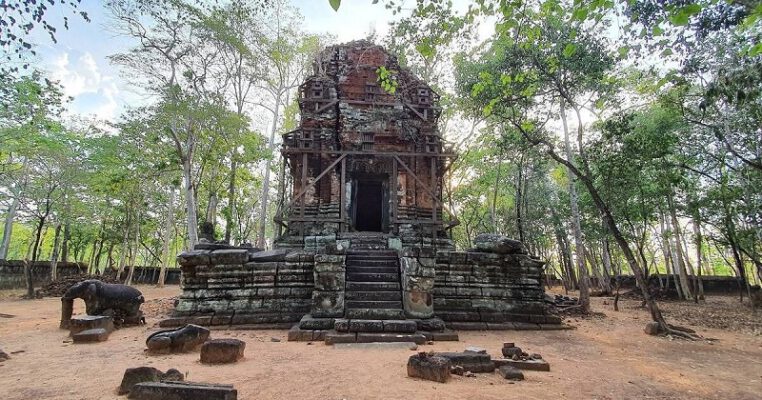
[351,177,387,232]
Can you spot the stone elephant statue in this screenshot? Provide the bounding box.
[60,279,145,328]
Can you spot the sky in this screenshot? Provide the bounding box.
[28,0,401,123]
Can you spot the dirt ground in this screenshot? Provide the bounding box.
[1,286,761,400]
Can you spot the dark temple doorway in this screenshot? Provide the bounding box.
[353,179,385,232]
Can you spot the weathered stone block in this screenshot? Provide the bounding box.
[404,276,434,291]
[146,324,210,353]
[248,249,288,262]
[402,290,434,319]
[473,234,528,254]
[119,367,184,395]
[349,319,383,332]
[177,250,211,267]
[314,271,345,291]
[382,320,417,333]
[324,331,357,344]
[498,365,525,380]
[200,339,246,364]
[299,315,335,330]
[68,315,114,335]
[311,291,345,318]
[209,249,249,265]
[493,358,550,371]
[128,381,237,400]
[415,318,445,332]
[314,254,344,263]
[334,318,349,332]
[407,353,451,383]
[72,328,110,343]
[432,352,495,373]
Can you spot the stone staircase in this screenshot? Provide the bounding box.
[344,250,406,320]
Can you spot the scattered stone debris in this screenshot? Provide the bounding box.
[546,294,579,309]
[473,234,528,254]
[501,342,523,358]
[36,274,120,298]
[146,324,210,353]
[0,348,9,362]
[464,371,476,377]
[497,365,525,381]
[127,381,236,400]
[200,339,246,364]
[407,352,451,383]
[270,337,281,343]
[450,365,465,376]
[118,367,184,395]
[494,358,550,372]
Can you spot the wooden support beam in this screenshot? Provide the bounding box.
[340,156,346,232]
[286,154,347,214]
[282,149,456,158]
[393,155,459,227]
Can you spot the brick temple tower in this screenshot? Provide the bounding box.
[275,40,457,247]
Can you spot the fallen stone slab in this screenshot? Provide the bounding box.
[498,365,525,381]
[209,249,249,265]
[119,367,184,395]
[334,342,418,350]
[299,315,335,331]
[502,346,523,358]
[493,358,550,371]
[176,250,211,267]
[127,381,236,400]
[72,328,110,343]
[407,353,451,383]
[473,234,528,254]
[68,315,114,335]
[357,332,427,345]
[200,339,246,364]
[431,352,495,373]
[248,248,288,262]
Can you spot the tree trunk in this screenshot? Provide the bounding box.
[126,211,141,286]
[117,211,131,279]
[224,157,237,244]
[183,157,199,249]
[31,216,46,263]
[157,189,175,288]
[257,92,282,249]
[61,221,70,263]
[0,196,19,260]
[50,222,62,281]
[668,196,694,301]
[515,153,526,242]
[560,98,590,311]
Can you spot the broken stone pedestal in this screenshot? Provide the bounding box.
[407,353,451,383]
[432,352,495,373]
[68,315,114,335]
[119,367,184,395]
[128,381,237,400]
[498,365,525,380]
[72,328,110,343]
[146,324,210,353]
[200,339,246,364]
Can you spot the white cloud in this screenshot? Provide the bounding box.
[48,50,121,120]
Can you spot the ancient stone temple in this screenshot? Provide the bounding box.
[166,41,562,343]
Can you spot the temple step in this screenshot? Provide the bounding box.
[346,272,399,282]
[346,282,401,291]
[346,266,399,274]
[346,250,398,257]
[346,300,403,309]
[345,259,398,266]
[345,290,401,301]
[345,308,406,320]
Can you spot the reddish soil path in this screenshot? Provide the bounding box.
[0,286,760,399]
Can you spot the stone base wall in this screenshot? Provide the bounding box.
[167,249,314,327]
[432,250,560,326]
